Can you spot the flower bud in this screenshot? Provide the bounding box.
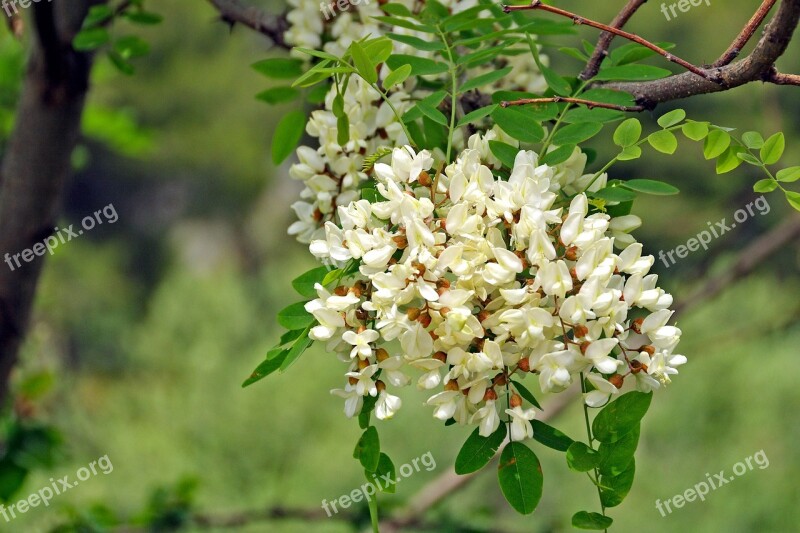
[477,310,491,323]
[580,341,591,355]
[433,351,447,363]
[418,171,432,186]
[407,307,421,321]
[565,246,578,261]
[436,278,451,290]
[510,393,523,408]
[492,373,507,387]
[392,235,408,249]
[348,376,359,386]
[445,380,460,391]
[376,380,386,393]
[640,344,655,355]
[356,308,368,321]
[483,388,498,402]
[609,374,625,389]
[375,348,390,362]
[419,313,432,328]
[629,359,643,373]
[517,357,530,372]
[357,358,370,370]
[573,324,588,338]
[631,318,644,334]
[334,286,348,296]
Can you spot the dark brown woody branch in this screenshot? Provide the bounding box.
[504,1,720,83]
[713,0,778,67]
[207,0,290,48]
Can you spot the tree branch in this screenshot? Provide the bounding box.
[504,1,719,82]
[501,96,644,112]
[607,0,800,108]
[580,0,649,81]
[713,0,778,67]
[206,0,290,48]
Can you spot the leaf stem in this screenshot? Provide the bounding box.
[437,25,459,162]
[580,372,608,531]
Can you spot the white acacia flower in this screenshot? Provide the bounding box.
[342,329,379,360]
[331,384,363,418]
[470,400,501,436]
[505,405,536,441]
[584,372,619,407]
[375,390,403,420]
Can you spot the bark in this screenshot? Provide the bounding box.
[0,1,96,405]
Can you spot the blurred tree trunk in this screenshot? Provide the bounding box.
[0,2,97,406]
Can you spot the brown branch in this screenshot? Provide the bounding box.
[504,1,719,83]
[580,0,649,81]
[501,96,644,112]
[206,0,290,48]
[608,0,800,108]
[766,70,800,85]
[713,0,778,67]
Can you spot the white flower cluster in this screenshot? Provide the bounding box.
[285,0,548,244]
[307,143,686,440]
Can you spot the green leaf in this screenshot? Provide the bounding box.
[292,267,330,297]
[497,442,543,515]
[455,425,506,475]
[618,145,642,161]
[256,87,299,105]
[337,115,350,146]
[598,425,639,476]
[416,102,448,126]
[566,442,600,472]
[531,420,574,451]
[272,110,306,165]
[552,122,603,146]
[622,179,679,195]
[492,107,545,143]
[760,132,785,165]
[648,130,678,154]
[242,349,289,387]
[777,166,800,183]
[73,28,111,51]
[594,65,672,81]
[564,89,635,124]
[381,3,414,17]
[384,64,412,89]
[657,109,686,128]
[704,129,731,159]
[742,131,765,149]
[540,145,576,166]
[387,33,445,51]
[83,5,115,29]
[114,35,149,59]
[280,329,313,371]
[363,38,393,65]
[510,380,542,409]
[359,395,379,429]
[252,58,305,80]
[350,42,377,84]
[593,187,637,203]
[456,105,497,128]
[572,511,614,530]
[785,191,800,212]
[372,16,436,33]
[714,145,744,174]
[599,458,636,508]
[277,301,314,330]
[386,55,448,76]
[370,453,396,493]
[354,427,381,472]
[489,141,518,168]
[682,121,709,141]
[613,118,641,148]
[737,152,762,165]
[460,67,513,93]
[124,11,163,25]
[592,391,652,444]
[752,179,777,193]
[107,51,135,75]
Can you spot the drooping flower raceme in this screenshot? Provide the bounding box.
[312,143,686,440]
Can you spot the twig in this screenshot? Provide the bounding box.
[766,70,800,85]
[580,0,649,80]
[206,0,290,48]
[504,1,718,83]
[608,0,800,108]
[713,0,778,67]
[501,96,644,112]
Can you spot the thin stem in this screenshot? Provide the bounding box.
[438,25,459,162]
[580,0,649,80]
[367,492,380,533]
[580,372,608,530]
[539,80,592,153]
[713,0,778,67]
[502,96,644,113]
[504,1,718,83]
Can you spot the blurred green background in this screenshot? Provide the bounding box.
[1,0,799,531]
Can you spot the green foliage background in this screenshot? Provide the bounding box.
[1,0,798,531]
